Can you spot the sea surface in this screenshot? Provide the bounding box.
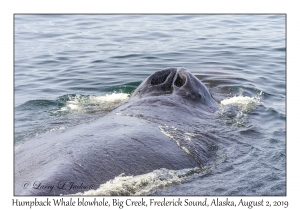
[14,14,286,196]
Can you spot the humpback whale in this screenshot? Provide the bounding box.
[14,67,219,195]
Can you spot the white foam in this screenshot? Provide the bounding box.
[78,93,130,106]
[220,95,261,112]
[218,94,262,126]
[54,92,129,114]
[72,167,203,196]
[49,126,66,132]
[67,103,78,110]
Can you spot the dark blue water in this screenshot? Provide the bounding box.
[14,15,286,196]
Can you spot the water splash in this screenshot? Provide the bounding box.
[219,94,262,126]
[72,167,206,196]
[52,92,129,115]
[220,95,261,112]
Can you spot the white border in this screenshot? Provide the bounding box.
[2,0,296,209]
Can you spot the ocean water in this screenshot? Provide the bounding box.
[14,15,286,196]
